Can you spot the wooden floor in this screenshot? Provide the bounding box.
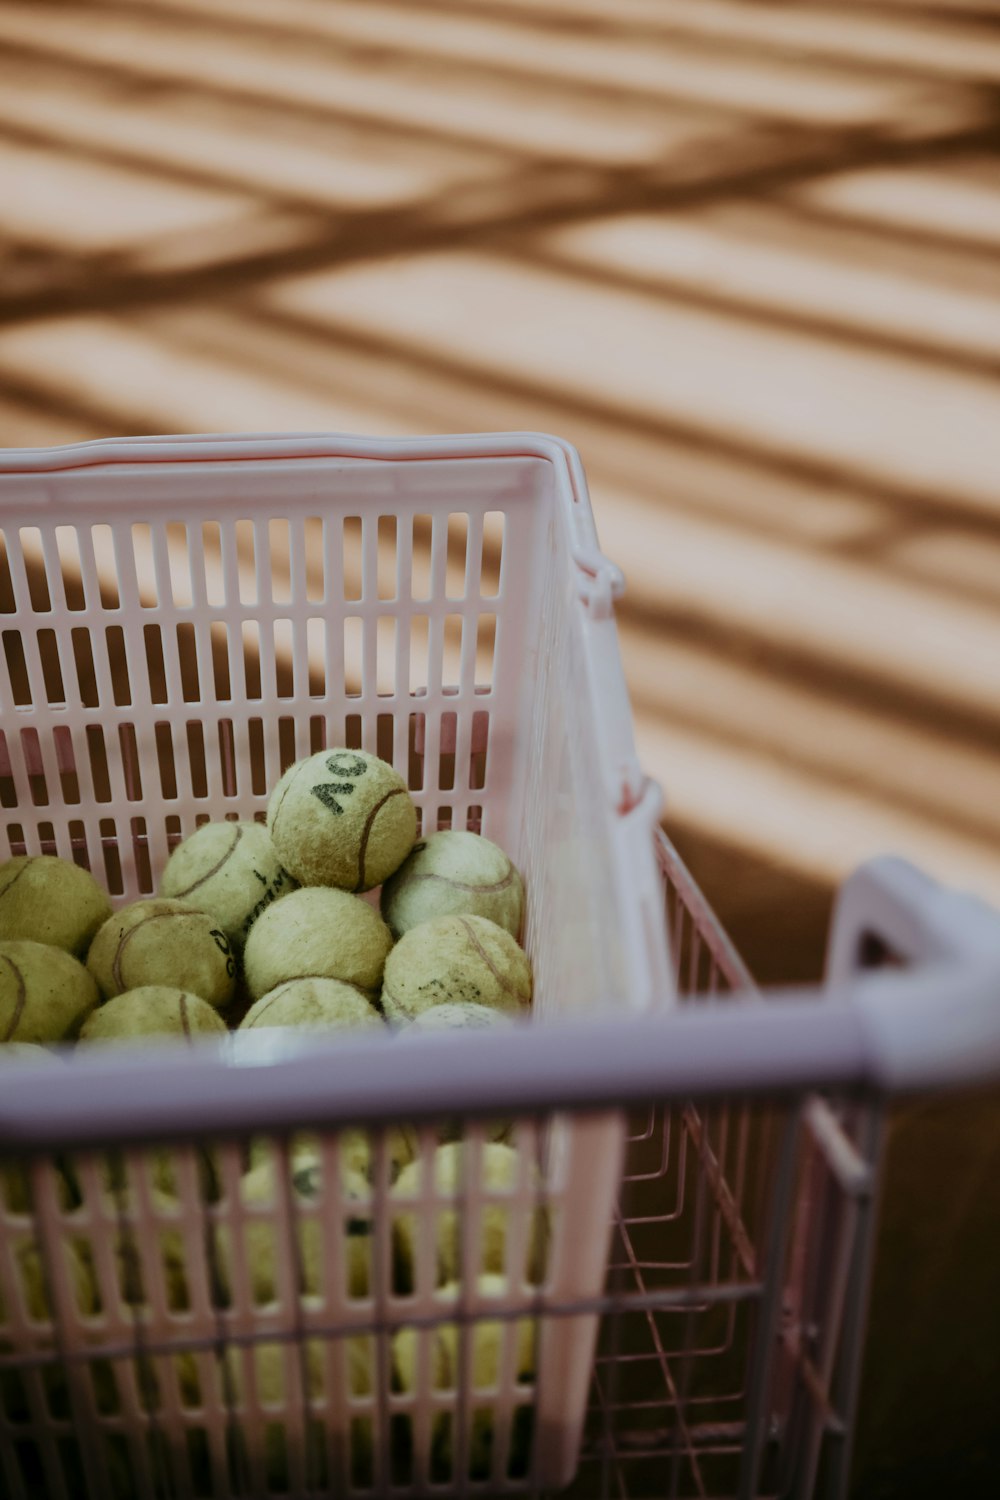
[2,1,1000,1492]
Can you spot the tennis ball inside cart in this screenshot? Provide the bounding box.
[0,940,99,1043]
[381,832,524,941]
[381,915,531,1025]
[392,1141,548,1292]
[393,1272,536,1481]
[243,887,391,1001]
[241,976,384,1034]
[86,899,236,1009]
[267,748,416,891]
[159,820,297,953]
[0,855,112,957]
[79,987,228,1046]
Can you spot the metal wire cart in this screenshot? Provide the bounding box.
[0,434,998,1499]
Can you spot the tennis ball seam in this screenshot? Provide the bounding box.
[355,787,408,892]
[111,911,183,993]
[0,953,26,1040]
[178,993,191,1040]
[268,762,304,846]
[455,916,525,1004]
[0,861,31,904]
[405,862,516,896]
[166,824,243,899]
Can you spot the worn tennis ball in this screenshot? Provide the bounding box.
[393,1273,536,1480]
[224,1307,374,1487]
[217,1147,373,1306]
[382,915,531,1025]
[0,855,112,957]
[0,940,99,1043]
[243,888,392,1001]
[160,820,298,953]
[0,1234,97,1327]
[241,977,384,1034]
[392,1142,548,1292]
[267,748,417,891]
[0,1044,75,1213]
[103,1185,191,1314]
[398,1004,513,1146]
[79,986,229,1046]
[382,832,524,941]
[86,899,236,1009]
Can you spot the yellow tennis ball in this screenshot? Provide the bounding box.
[223,1308,373,1489]
[392,1143,548,1292]
[0,855,112,957]
[267,749,417,891]
[86,899,236,1009]
[397,1005,514,1147]
[381,916,531,1025]
[79,986,229,1045]
[0,1045,77,1213]
[0,1235,99,1423]
[382,832,524,941]
[159,820,298,952]
[243,888,392,1001]
[0,940,99,1043]
[217,1148,372,1306]
[241,977,384,1034]
[393,1273,536,1480]
[102,1185,191,1314]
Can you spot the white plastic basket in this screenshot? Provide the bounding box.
[0,431,672,1496]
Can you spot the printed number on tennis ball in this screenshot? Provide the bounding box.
[381,915,531,1024]
[216,1149,372,1305]
[393,1274,535,1481]
[86,900,236,1009]
[79,987,228,1045]
[0,940,99,1043]
[382,832,524,941]
[392,1142,548,1292]
[0,855,112,957]
[267,749,417,891]
[160,820,297,952]
[242,888,391,1000]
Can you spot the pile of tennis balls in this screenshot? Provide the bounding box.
[0,747,539,1482]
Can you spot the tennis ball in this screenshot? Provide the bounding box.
[86,899,236,1009]
[159,821,298,952]
[0,1236,99,1424]
[241,977,384,1034]
[267,749,417,891]
[103,1185,191,1313]
[0,855,112,957]
[393,1273,535,1481]
[79,986,229,1045]
[398,1005,513,1147]
[224,1308,373,1488]
[217,1148,372,1306]
[243,888,392,1001]
[0,1235,97,1326]
[0,1044,75,1213]
[402,1002,512,1036]
[0,940,99,1043]
[392,1143,548,1293]
[381,916,531,1025]
[382,832,524,941]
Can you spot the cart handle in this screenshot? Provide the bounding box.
[0,958,998,1152]
[826,855,1000,984]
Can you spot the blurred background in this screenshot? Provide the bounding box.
[1,0,999,1493]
